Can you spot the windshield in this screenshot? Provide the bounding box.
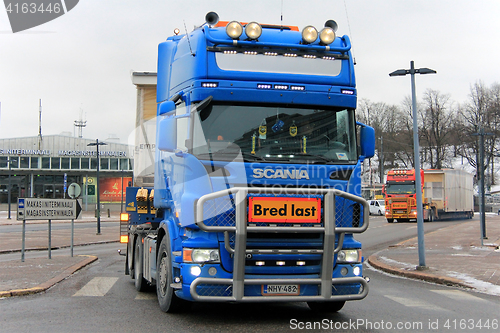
[385,183,416,195]
[190,103,357,164]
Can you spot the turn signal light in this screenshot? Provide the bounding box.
[120,235,129,243]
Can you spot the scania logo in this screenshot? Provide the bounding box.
[252,168,310,180]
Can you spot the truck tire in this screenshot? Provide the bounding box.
[134,237,148,292]
[387,219,394,223]
[307,301,345,313]
[157,236,189,313]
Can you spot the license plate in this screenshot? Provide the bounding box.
[248,197,321,223]
[262,284,300,296]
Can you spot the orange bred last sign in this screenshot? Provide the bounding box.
[248,197,321,223]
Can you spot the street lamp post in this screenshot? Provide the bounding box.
[7,156,12,219]
[87,139,107,235]
[390,61,436,269]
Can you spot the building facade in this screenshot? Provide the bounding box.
[0,135,133,208]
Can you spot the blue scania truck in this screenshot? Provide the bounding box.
[121,12,375,313]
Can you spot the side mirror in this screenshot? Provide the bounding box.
[158,100,176,116]
[358,123,375,159]
[157,117,176,151]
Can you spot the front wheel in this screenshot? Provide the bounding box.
[157,236,189,313]
[307,301,345,313]
[387,219,394,223]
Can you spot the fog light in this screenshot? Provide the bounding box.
[190,266,201,276]
[340,267,348,276]
[208,267,217,276]
[174,276,181,283]
[353,266,361,276]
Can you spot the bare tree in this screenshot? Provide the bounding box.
[419,89,454,169]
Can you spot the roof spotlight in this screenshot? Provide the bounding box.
[319,27,336,45]
[226,21,243,39]
[301,25,318,44]
[245,22,262,40]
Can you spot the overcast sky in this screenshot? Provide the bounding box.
[1,0,499,144]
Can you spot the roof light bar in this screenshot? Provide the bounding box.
[202,82,219,88]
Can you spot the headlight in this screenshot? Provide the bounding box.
[319,27,335,45]
[183,248,220,263]
[226,21,243,39]
[337,249,361,263]
[245,22,262,40]
[301,25,318,44]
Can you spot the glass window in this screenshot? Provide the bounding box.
[81,158,89,169]
[61,158,70,169]
[42,157,50,169]
[51,158,60,169]
[0,157,7,168]
[70,158,79,169]
[191,103,358,164]
[110,158,119,170]
[91,158,97,169]
[9,157,19,168]
[120,159,129,171]
[100,158,109,170]
[20,157,29,168]
[31,157,39,169]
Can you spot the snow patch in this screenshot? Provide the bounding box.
[446,272,500,296]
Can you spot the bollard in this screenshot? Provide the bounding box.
[21,220,26,262]
[108,208,110,217]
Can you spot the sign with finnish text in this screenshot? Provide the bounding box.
[17,198,82,220]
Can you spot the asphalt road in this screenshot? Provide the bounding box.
[0,217,499,333]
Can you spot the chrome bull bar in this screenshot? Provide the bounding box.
[192,187,369,302]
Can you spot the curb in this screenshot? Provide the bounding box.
[0,255,98,298]
[367,254,470,289]
[0,240,119,255]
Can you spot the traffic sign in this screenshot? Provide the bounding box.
[68,183,81,199]
[17,198,82,220]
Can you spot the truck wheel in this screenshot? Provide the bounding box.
[387,219,394,223]
[307,301,345,313]
[134,237,148,292]
[157,236,189,313]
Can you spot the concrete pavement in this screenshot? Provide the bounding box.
[0,210,120,297]
[0,210,499,298]
[368,215,500,295]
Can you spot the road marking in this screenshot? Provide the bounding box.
[385,295,446,311]
[135,293,157,300]
[73,277,119,297]
[431,289,489,302]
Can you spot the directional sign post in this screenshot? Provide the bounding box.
[17,198,82,260]
[17,198,82,221]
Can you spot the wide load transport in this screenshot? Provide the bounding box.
[384,169,473,222]
[121,12,375,313]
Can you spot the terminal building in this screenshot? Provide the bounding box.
[0,135,133,210]
[0,72,158,211]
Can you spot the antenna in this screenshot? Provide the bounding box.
[184,21,195,56]
[280,0,284,30]
[38,99,42,150]
[74,108,87,138]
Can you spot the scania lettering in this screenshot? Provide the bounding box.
[121,12,375,313]
[252,168,309,179]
